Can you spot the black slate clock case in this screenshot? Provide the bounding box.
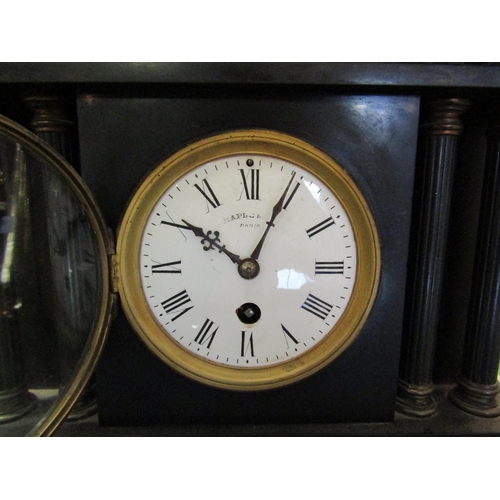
[77,92,419,426]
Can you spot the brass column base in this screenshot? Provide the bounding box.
[396,380,437,417]
[449,377,500,418]
[0,385,37,424]
[66,381,97,421]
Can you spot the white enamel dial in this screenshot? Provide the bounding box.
[117,130,380,390]
[139,154,357,367]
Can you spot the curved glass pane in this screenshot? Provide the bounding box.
[0,116,109,436]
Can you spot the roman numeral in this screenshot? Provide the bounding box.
[283,181,300,211]
[306,216,335,238]
[194,179,221,209]
[161,290,193,321]
[194,318,218,349]
[315,260,344,275]
[301,293,333,320]
[239,169,260,200]
[240,331,255,357]
[151,260,182,274]
[281,324,299,347]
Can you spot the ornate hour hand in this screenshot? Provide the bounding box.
[250,171,296,261]
[181,219,242,265]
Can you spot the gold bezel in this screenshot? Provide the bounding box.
[117,129,380,390]
[0,114,113,436]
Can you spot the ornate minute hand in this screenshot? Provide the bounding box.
[250,171,296,261]
[181,219,242,265]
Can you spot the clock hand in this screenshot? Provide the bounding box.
[250,171,296,261]
[181,219,242,265]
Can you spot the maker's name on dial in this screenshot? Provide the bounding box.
[223,212,262,224]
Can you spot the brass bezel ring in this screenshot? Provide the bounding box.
[117,129,380,390]
[0,114,112,436]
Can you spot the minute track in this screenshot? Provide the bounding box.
[116,130,379,390]
[144,159,357,369]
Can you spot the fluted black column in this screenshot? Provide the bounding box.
[23,95,76,165]
[449,111,500,417]
[24,95,97,421]
[397,98,469,417]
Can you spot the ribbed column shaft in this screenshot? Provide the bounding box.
[23,94,97,421]
[449,115,500,417]
[397,98,469,417]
